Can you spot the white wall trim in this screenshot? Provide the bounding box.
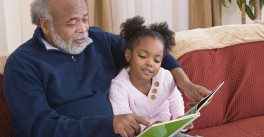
[4,0,23,53]
[0,0,7,54]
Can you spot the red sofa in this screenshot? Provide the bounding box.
[171,24,264,137]
[0,56,12,137]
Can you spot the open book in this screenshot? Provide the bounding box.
[137,82,224,137]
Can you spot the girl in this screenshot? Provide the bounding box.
[109,16,199,137]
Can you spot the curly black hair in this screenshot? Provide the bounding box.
[149,22,175,51]
[120,16,175,51]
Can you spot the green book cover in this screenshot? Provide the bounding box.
[137,82,224,137]
[137,113,200,137]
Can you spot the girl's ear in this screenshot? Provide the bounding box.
[125,49,131,62]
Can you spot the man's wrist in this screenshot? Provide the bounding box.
[170,68,192,90]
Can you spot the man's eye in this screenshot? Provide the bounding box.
[67,23,76,27]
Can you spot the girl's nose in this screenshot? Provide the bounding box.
[146,60,153,67]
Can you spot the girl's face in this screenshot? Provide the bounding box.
[126,37,164,82]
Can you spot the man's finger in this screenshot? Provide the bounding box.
[187,101,199,106]
[198,86,211,97]
[124,124,136,137]
[134,115,150,126]
[119,129,128,137]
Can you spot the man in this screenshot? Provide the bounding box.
[3,0,210,137]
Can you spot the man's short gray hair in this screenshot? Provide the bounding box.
[30,0,52,27]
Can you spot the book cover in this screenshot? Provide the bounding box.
[137,82,224,137]
[137,113,200,137]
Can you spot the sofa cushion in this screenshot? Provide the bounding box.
[178,41,264,129]
[188,116,264,137]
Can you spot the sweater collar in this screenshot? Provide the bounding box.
[41,38,58,50]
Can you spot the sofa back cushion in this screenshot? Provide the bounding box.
[0,74,12,137]
[178,41,264,129]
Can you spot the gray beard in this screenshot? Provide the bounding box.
[50,25,90,55]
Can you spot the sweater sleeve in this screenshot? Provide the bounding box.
[109,80,133,115]
[3,59,117,137]
[161,50,182,71]
[106,32,128,72]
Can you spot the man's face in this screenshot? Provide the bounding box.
[48,0,90,54]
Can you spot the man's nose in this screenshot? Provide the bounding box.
[76,22,88,33]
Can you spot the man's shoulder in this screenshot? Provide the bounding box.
[88,27,107,40]
[88,26,107,34]
[88,26,119,38]
[7,37,42,64]
[89,26,103,31]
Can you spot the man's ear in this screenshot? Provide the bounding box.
[40,18,51,34]
[125,49,131,62]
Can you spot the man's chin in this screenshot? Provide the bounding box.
[67,44,88,55]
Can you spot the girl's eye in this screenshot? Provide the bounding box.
[154,60,161,63]
[139,55,147,58]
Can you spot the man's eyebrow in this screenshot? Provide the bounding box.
[66,13,88,23]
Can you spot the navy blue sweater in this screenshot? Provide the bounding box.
[3,27,180,137]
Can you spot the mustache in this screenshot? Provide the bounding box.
[73,32,88,40]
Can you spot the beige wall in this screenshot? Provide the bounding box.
[20,0,36,43]
[0,1,263,55]
[0,0,35,55]
[0,0,7,55]
[1,0,22,54]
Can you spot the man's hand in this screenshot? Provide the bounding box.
[183,83,211,106]
[181,123,194,132]
[171,68,211,106]
[113,114,150,137]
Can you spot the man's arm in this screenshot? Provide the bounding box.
[162,52,211,104]
[171,68,211,105]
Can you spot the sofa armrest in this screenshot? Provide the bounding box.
[0,55,8,75]
[170,24,264,59]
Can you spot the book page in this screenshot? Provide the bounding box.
[184,81,224,116]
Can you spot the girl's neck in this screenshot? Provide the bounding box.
[129,76,152,96]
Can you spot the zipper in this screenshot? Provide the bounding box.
[71,55,76,61]
[71,55,80,79]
